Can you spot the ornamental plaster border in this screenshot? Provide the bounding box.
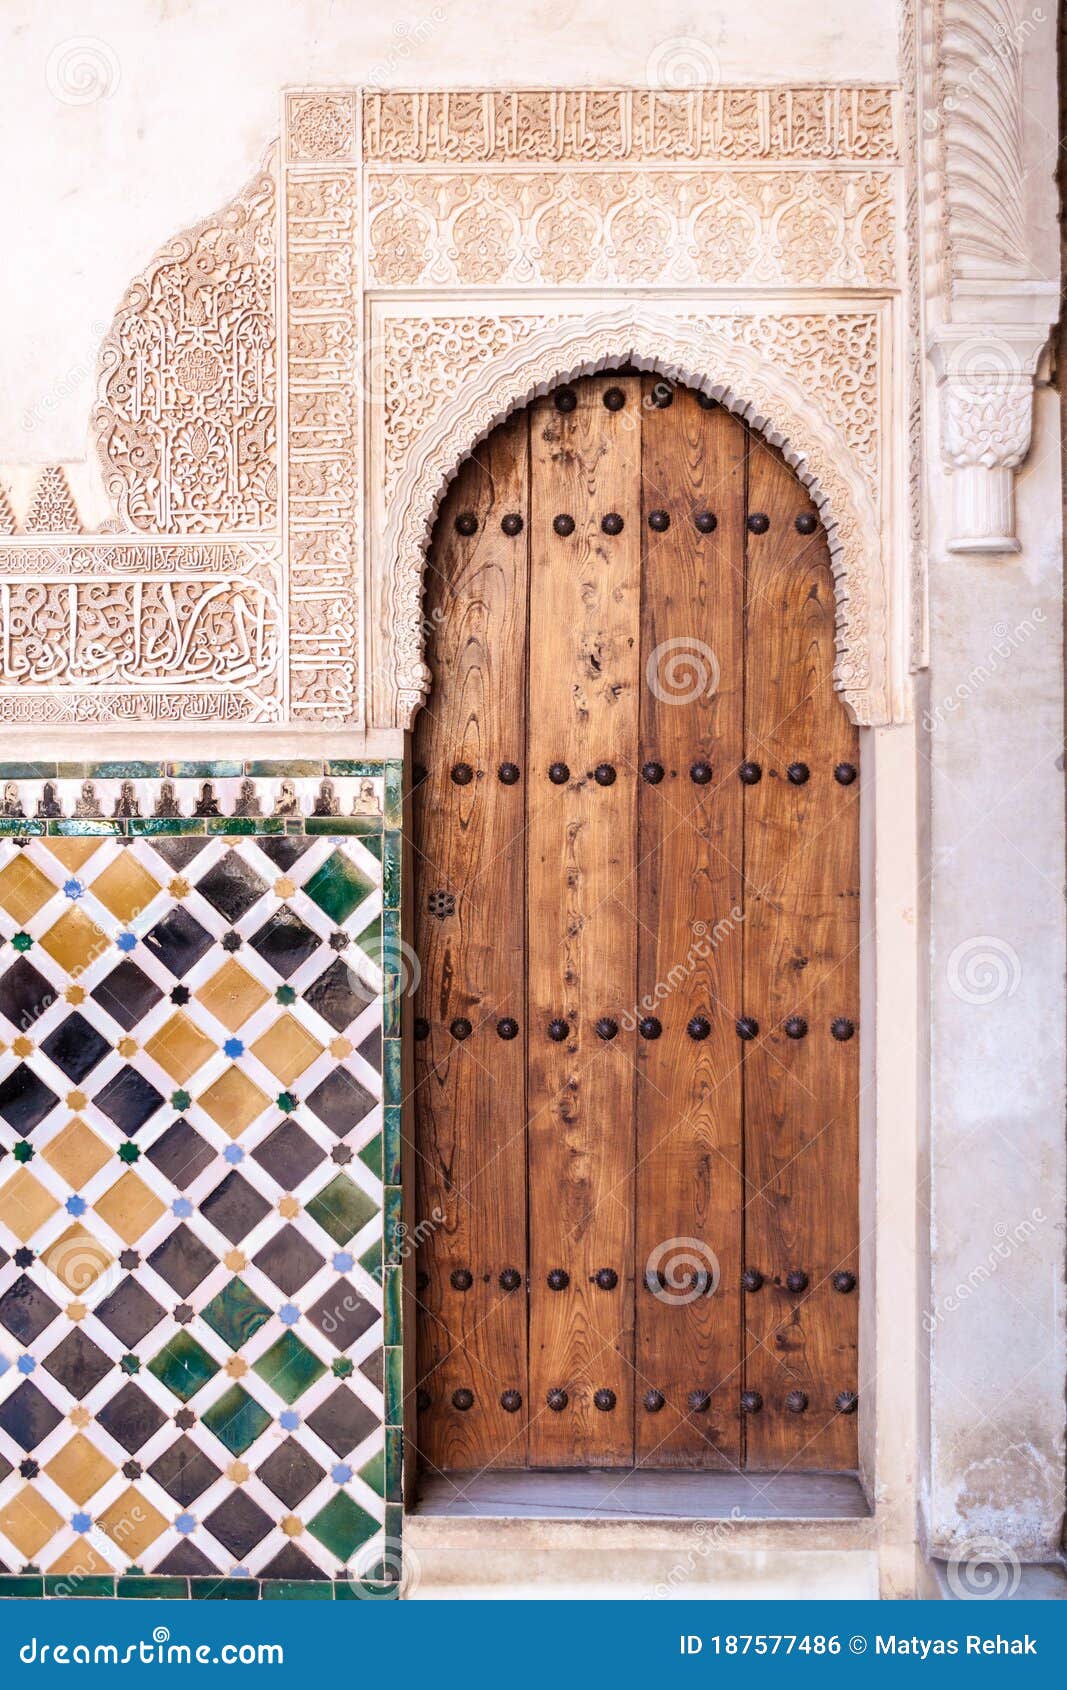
[370,305,891,731]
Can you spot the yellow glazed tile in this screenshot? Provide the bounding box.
[195,958,271,1033]
[250,1013,324,1083]
[96,1487,167,1558]
[144,1011,216,1082]
[90,855,161,925]
[94,1171,166,1244]
[0,1167,60,1242]
[42,838,105,874]
[41,1223,114,1293]
[48,1537,114,1577]
[41,1118,112,1188]
[0,1487,64,1557]
[0,856,58,923]
[197,1066,270,1138]
[44,1435,117,1505]
[39,907,109,977]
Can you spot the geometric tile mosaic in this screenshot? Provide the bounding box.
[0,760,403,1598]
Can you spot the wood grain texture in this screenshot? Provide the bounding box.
[525,377,641,1466]
[412,414,530,1471]
[741,439,860,1472]
[633,385,746,1467]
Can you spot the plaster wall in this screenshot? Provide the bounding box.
[4,0,897,462]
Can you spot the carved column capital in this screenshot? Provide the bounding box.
[928,320,1054,553]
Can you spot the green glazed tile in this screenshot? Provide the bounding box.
[325,760,386,778]
[383,1037,401,1107]
[385,1502,403,1545]
[0,1575,43,1596]
[358,1132,383,1181]
[383,832,401,909]
[245,760,324,777]
[0,762,56,778]
[201,1385,272,1454]
[260,1580,334,1600]
[0,820,45,837]
[383,1268,402,1347]
[48,819,122,837]
[190,1577,260,1599]
[352,913,382,962]
[306,1173,378,1245]
[116,1576,190,1598]
[334,1578,398,1600]
[384,1186,402,1267]
[358,1447,386,1498]
[384,1346,403,1426]
[361,833,383,862]
[304,850,375,923]
[86,761,164,779]
[383,1106,401,1186]
[128,819,206,837]
[306,816,382,837]
[253,1331,326,1403]
[385,1425,404,1499]
[206,817,283,835]
[358,1237,382,1280]
[44,1575,115,1598]
[382,976,401,1037]
[384,760,403,827]
[148,1331,221,1401]
[166,761,243,778]
[201,1278,271,1352]
[307,1491,379,1561]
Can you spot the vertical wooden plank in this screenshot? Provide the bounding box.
[412,414,530,1471]
[633,384,746,1467]
[526,376,641,1466]
[742,440,860,1471]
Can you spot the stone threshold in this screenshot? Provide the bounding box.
[414,1468,871,1523]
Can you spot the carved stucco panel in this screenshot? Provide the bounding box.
[365,169,897,291]
[371,307,887,732]
[93,155,279,534]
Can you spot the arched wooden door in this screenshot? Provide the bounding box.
[411,374,859,1475]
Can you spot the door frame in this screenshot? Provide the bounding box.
[391,324,921,1593]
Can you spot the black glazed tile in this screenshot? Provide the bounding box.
[148,1435,222,1505]
[94,1277,166,1348]
[305,1385,377,1456]
[259,1542,326,1579]
[305,1281,378,1352]
[147,1224,217,1296]
[247,907,319,979]
[196,854,270,925]
[359,1348,384,1394]
[357,1028,382,1075]
[199,1172,271,1244]
[42,1329,113,1399]
[0,1064,59,1135]
[96,1381,168,1452]
[252,1225,325,1295]
[150,839,212,873]
[0,957,59,1031]
[142,907,214,979]
[304,1068,376,1138]
[252,1121,327,1189]
[0,1381,63,1449]
[202,1490,274,1558]
[255,1437,325,1508]
[40,1012,111,1083]
[0,1274,61,1345]
[257,838,313,874]
[302,957,374,1032]
[92,1066,165,1136]
[156,1541,221,1575]
[146,1118,215,1190]
[90,960,163,1031]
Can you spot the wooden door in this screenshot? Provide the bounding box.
[412,375,860,1475]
